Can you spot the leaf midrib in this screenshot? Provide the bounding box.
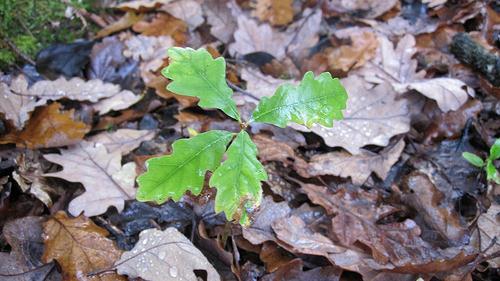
[253,94,333,122]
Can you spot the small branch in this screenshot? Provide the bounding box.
[226,79,260,101]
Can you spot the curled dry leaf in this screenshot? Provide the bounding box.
[43,141,137,217]
[0,102,90,149]
[307,139,405,185]
[115,227,220,281]
[87,129,154,155]
[42,211,125,281]
[357,34,472,112]
[203,0,236,44]
[0,75,36,130]
[253,0,294,26]
[242,196,291,245]
[294,75,410,154]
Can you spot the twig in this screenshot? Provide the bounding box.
[226,79,260,101]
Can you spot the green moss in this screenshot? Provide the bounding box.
[0,0,100,69]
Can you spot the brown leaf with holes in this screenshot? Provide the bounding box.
[254,0,294,26]
[42,211,125,281]
[0,103,90,149]
[306,139,405,185]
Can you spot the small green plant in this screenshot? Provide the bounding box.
[136,47,348,225]
[462,139,500,184]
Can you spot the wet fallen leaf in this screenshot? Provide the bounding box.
[87,129,154,155]
[253,0,294,26]
[115,227,220,281]
[0,102,90,149]
[0,254,59,281]
[203,0,237,43]
[0,75,37,130]
[43,141,137,217]
[306,139,405,185]
[242,196,291,245]
[3,216,46,268]
[42,211,125,281]
[294,75,410,154]
[261,258,341,281]
[259,242,295,273]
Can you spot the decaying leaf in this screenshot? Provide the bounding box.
[0,75,37,130]
[87,129,154,155]
[3,216,46,268]
[12,152,53,207]
[295,75,410,154]
[42,211,124,281]
[43,141,137,217]
[0,102,90,149]
[203,0,237,43]
[476,202,500,267]
[115,227,220,281]
[242,196,291,245]
[253,0,294,26]
[306,139,405,185]
[357,34,472,112]
[0,254,59,281]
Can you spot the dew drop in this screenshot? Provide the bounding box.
[169,266,178,277]
[142,238,149,245]
[158,251,166,260]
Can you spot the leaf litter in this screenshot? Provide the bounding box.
[0,0,499,280]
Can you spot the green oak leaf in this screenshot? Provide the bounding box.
[489,138,500,160]
[486,160,500,184]
[162,47,241,121]
[210,131,268,225]
[136,130,233,204]
[251,71,347,128]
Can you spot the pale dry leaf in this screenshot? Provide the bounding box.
[203,0,236,43]
[285,8,322,60]
[87,129,154,155]
[253,0,294,26]
[307,139,405,184]
[326,0,398,19]
[115,0,172,12]
[115,227,220,281]
[363,16,439,36]
[294,75,410,154]
[357,34,472,112]
[92,90,142,114]
[0,75,36,130]
[162,0,204,30]
[96,12,144,38]
[242,196,291,245]
[239,67,295,103]
[476,203,500,267]
[229,15,292,59]
[42,211,125,281]
[43,141,136,217]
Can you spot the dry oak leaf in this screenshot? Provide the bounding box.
[43,141,137,217]
[42,211,125,281]
[92,90,142,115]
[115,227,220,281]
[307,139,405,185]
[132,13,187,43]
[357,34,472,112]
[294,75,410,154]
[327,29,378,72]
[115,0,172,12]
[203,0,237,44]
[0,253,59,281]
[325,0,398,19]
[96,12,144,38]
[285,9,322,60]
[242,196,291,245]
[0,75,37,130]
[0,102,90,149]
[87,129,154,155]
[253,0,294,26]
[162,0,204,30]
[476,202,500,267]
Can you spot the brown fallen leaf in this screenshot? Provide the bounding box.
[162,0,204,30]
[96,12,144,38]
[357,34,473,112]
[203,0,237,43]
[0,253,59,281]
[87,129,154,155]
[132,13,187,43]
[242,196,291,245]
[42,211,125,281]
[253,0,294,26]
[327,29,378,72]
[115,0,170,12]
[0,75,37,130]
[3,216,46,268]
[252,134,308,175]
[43,141,137,217]
[306,139,405,185]
[293,75,410,154]
[475,202,500,267]
[261,258,341,281]
[115,227,220,281]
[259,242,295,273]
[0,102,90,149]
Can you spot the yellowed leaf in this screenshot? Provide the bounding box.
[254,0,294,26]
